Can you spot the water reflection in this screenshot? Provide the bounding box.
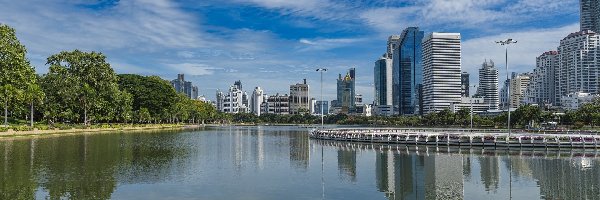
[1,126,600,200]
[0,129,193,199]
[318,140,600,200]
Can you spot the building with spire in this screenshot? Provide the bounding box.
[474,60,499,110]
[335,68,356,114]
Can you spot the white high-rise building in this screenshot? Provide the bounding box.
[474,60,499,110]
[289,79,310,114]
[510,73,531,109]
[581,0,600,33]
[251,87,265,116]
[557,30,600,99]
[218,84,248,113]
[422,32,462,114]
[526,51,559,106]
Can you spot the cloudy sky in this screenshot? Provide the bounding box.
[0,0,581,102]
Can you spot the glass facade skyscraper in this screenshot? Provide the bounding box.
[336,68,356,114]
[392,27,424,115]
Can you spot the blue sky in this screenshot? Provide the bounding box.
[0,0,581,102]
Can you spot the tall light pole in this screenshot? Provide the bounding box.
[316,67,327,200]
[495,39,517,136]
[316,68,327,129]
[470,85,478,130]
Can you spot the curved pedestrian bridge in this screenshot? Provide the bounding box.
[309,128,600,149]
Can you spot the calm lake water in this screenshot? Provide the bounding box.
[1,126,599,199]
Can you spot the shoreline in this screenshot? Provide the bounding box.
[0,124,204,139]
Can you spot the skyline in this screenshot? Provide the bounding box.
[0,0,582,102]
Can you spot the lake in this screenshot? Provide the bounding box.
[1,126,599,199]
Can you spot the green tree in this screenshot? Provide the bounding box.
[44,50,124,125]
[0,24,38,126]
[117,74,177,121]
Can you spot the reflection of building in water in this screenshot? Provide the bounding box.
[337,149,357,182]
[529,157,600,199]
[256,127,264,169]
[424,154,464,200]
[478,157,500,192]
[375,150,425,200]
[463,156,472,179]
[289,132,310,170]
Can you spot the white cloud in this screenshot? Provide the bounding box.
[166,63,218,76]
[462,23,579,84]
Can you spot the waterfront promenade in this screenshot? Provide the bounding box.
[309,128,600,149]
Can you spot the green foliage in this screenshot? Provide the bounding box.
[42,50,126,125]
[0,24,39,126]
[117,74,177,119]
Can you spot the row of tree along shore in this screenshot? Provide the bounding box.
[1,24,219,132]
[223,102,600,130]
[3,23,600,132]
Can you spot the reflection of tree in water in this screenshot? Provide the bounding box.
[0,140,37,200]
[0,130,192,199]
[337,149,357,182]
[478,156,500,192]
[529,157,600,199]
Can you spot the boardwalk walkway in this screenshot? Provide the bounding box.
[309,128,600,149]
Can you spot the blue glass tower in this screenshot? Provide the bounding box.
[392,27,424,115]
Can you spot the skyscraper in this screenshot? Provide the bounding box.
[422,32,462,114]
[289,79,310,114]
[171,74,198,99]
[392,27,425,115]
[336,68,356,114]
[475,60,499,110]
[461,72,470,97]
[557,30,600,99]
[251,87,265,116]
[527,51,559,105]
[374,57,393,106]
[510,73,531,109]
[580,0,600,33]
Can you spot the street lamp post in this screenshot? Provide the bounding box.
[495,39,517,136]
[316,68,327,200]
[470,85,478,130]
[316,68,327,129]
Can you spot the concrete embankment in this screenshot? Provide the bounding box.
[310,128,600,149]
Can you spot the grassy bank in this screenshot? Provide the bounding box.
[0,123,203,138]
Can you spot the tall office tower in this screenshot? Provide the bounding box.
[510,73,531,109]
[461,72,470,97]
[422,32,462,114]
[251,87,265,116]
[336,68,356,114]
[392,27,425,115]
[289,79,310,114]
[557,30,600,101]
[171,74,196,99]
[234,80,243,91]
[216,90,224,111]
[581,0,600,32]
[374,57,393,106]
[499,73,516,110]
[527,51,559,105]
[386,35,401,58]
[474,60,499,110]
[192,86,199,99]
